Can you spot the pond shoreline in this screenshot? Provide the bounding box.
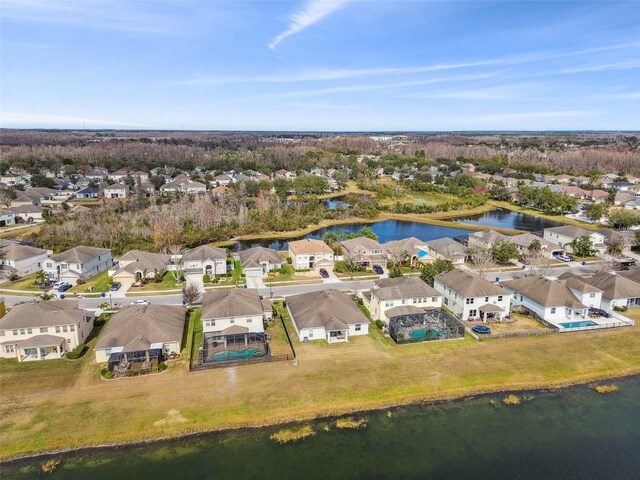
[4,370,638,465]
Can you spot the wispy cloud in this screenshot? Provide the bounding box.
[268,0,349,49]
[1,113,149,128]
[468,110,597,123]
[558,59,640,74]
[402,85,530,101]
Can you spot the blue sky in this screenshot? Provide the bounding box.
[1,0,639,131]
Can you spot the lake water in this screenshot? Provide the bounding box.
[5,376,639,479]
[234,220,472,251]
[453,209,562,231]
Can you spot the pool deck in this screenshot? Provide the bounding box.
[552,312,635,332]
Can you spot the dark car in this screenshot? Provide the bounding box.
[57,283,72,292]
[110,282,121,291]
[373,265,384,275]
[319,268,329,278]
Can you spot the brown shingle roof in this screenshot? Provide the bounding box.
[435,269,507,297]
[501,276,586,309]
[287,289,368,330]
[202,288,265,319]
[288,239,333,255]
[239,247,282,270]
[0,300,91,330]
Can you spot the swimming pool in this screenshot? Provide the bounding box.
[559,321,598,329]
[212,348,260,361]
[409,328,439,339]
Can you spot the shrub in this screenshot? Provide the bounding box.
[203,274,211,284]
[104,371,113,379]
[158,362,167,371]
[65,343,86,359]
[374,319,384,330]
[335,417,367,429]
[100,367,109,377]
[503,394,521,405]
[270,425,315,444]
[613,305,628,312]
[76,278,85,285]
[151,365,159,373]
[286,257,292,264]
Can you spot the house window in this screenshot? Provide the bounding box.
[67,339,72,345]
[444,298,449,305]
[20,329,26,335]
[46,263,52,268]
[589,293,595,298]
[466,298,474,305]
[4,345,14,354]
[55,326,61,333]
[469,309,477,318]
[498,296,503,302]
[551,307,556,314]
[401,299,407,305]
[70,325,75,332]
[62,326,68,333]
[27,328,32,334]
[413,298,417,304]
[246,317,252,323]
[230,318,235,324]
[355,324,362,331]
[204,319,216,327]
[432,297,437,302]
[485,297,489,302]
[0,331,4,336]
[12,330,18,335]
[520,295,523,301]
[385,301,393,308]
[308,331,314,338]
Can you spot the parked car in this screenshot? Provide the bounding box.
[130,299,150,305]
[57,283,72,292]
[554,252,574,262]
[110,282,122,291]
[373,265,384,275]
[319,268,329,278]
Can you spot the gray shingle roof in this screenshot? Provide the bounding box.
[435,269,507,297]
[17,334,66,348]
[501,276,586,309]
[94,305,185,350]
[51,246,111,264]
[373,276,440,300]
[287,289,368,330]
[239,247,282,270]
[0,300,92,330]
[183,245,226,262]
[581,272,640,300]
[202,288,265,319]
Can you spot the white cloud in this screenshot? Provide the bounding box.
[558,59,640,74]
[268,0,349,49]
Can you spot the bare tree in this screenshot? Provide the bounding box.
[468,245,493,276]
[182,281,202,305]
[167,245,185,283]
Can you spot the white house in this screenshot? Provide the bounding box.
[423,238,467,265]
[182,245,227,276]
[383,237,432,267]
[434,269,511,321]
[185,181,207,195]
[44,246,113,283]
[581,272,640,311]
[363,276,442,322]
[238,247,284,279]
[467,230,508,250]
[201,289,272,353]
[112,250,170,284]
[0,300,95,361]
[287,289,369,343]
[94,304,185,365]
[288,239,334,272]
[104,183,129,199]
[509,232,559,258]
[0,212,16,228]
[0,240,48,277]
[543,225,606,253]
[501,276,594,326]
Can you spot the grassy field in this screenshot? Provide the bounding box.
[2,273,43,291]
[484,313,551,334]
[1,304,639,460]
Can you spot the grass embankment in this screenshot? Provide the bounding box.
[0,224,43,239]
[489,201,601,231]
[2,273,43,292]
[1,305,639,460]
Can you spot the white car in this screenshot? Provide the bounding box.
[130,299,150,305]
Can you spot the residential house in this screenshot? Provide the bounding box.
[185,181,207,194]
[85,167,108,181]
[0,212,15,227]
[214,174,233,186]
[580,272,640,311]
[467,229,508,250]
[586,189,609,203]
[287,289,369,343]
[288,239,334,272]
[0,239,48,277]
[614,192,636,206]
[501,276,597,327]
[543,225,607,253]
[108,168,130,182]
[509,232,559,258]
[434,269,511,321]
[384,237,431,267]
[74,187,100,199]
[94,305,185,370]
[182,245,227,276]
[9,205,45,222]
[211,185,230,197]
[363,276,442,322]
[159,181,183,194]
[423,238,467,265]
[131,171,150,183]
[340,237,387,269]
[201,289,272,358]
[112,250,170,284]
[44,246,113,283]
[0,300,95,361]
[11,187,56,207]
[0,171,27,186]
[275,169,296,179]
[103,183,129,199]
[238,247,283,279]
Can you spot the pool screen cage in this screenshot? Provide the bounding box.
[108,349,161,373]
[200,331,269,365]
[388,309,465,344]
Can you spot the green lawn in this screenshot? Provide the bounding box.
[3,273,43,291]
[131,273,184,292]
[70,270,113,293]
[187,309,202,368]
[212,260,244,286]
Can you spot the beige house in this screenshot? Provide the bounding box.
[340,237,387,268]
[94,305,185,369]
[239,247,283,279]
[384,237,432,267]
[363,277,442,322]
[467,230,508,250]
[0,300,95,361]
[112,250,170,283]
[287,289,369,343]
[0,240,48,277]
[288,238,334,272]
[182,245,227,276]
[509,233,559,258]
[424,238,467,265]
